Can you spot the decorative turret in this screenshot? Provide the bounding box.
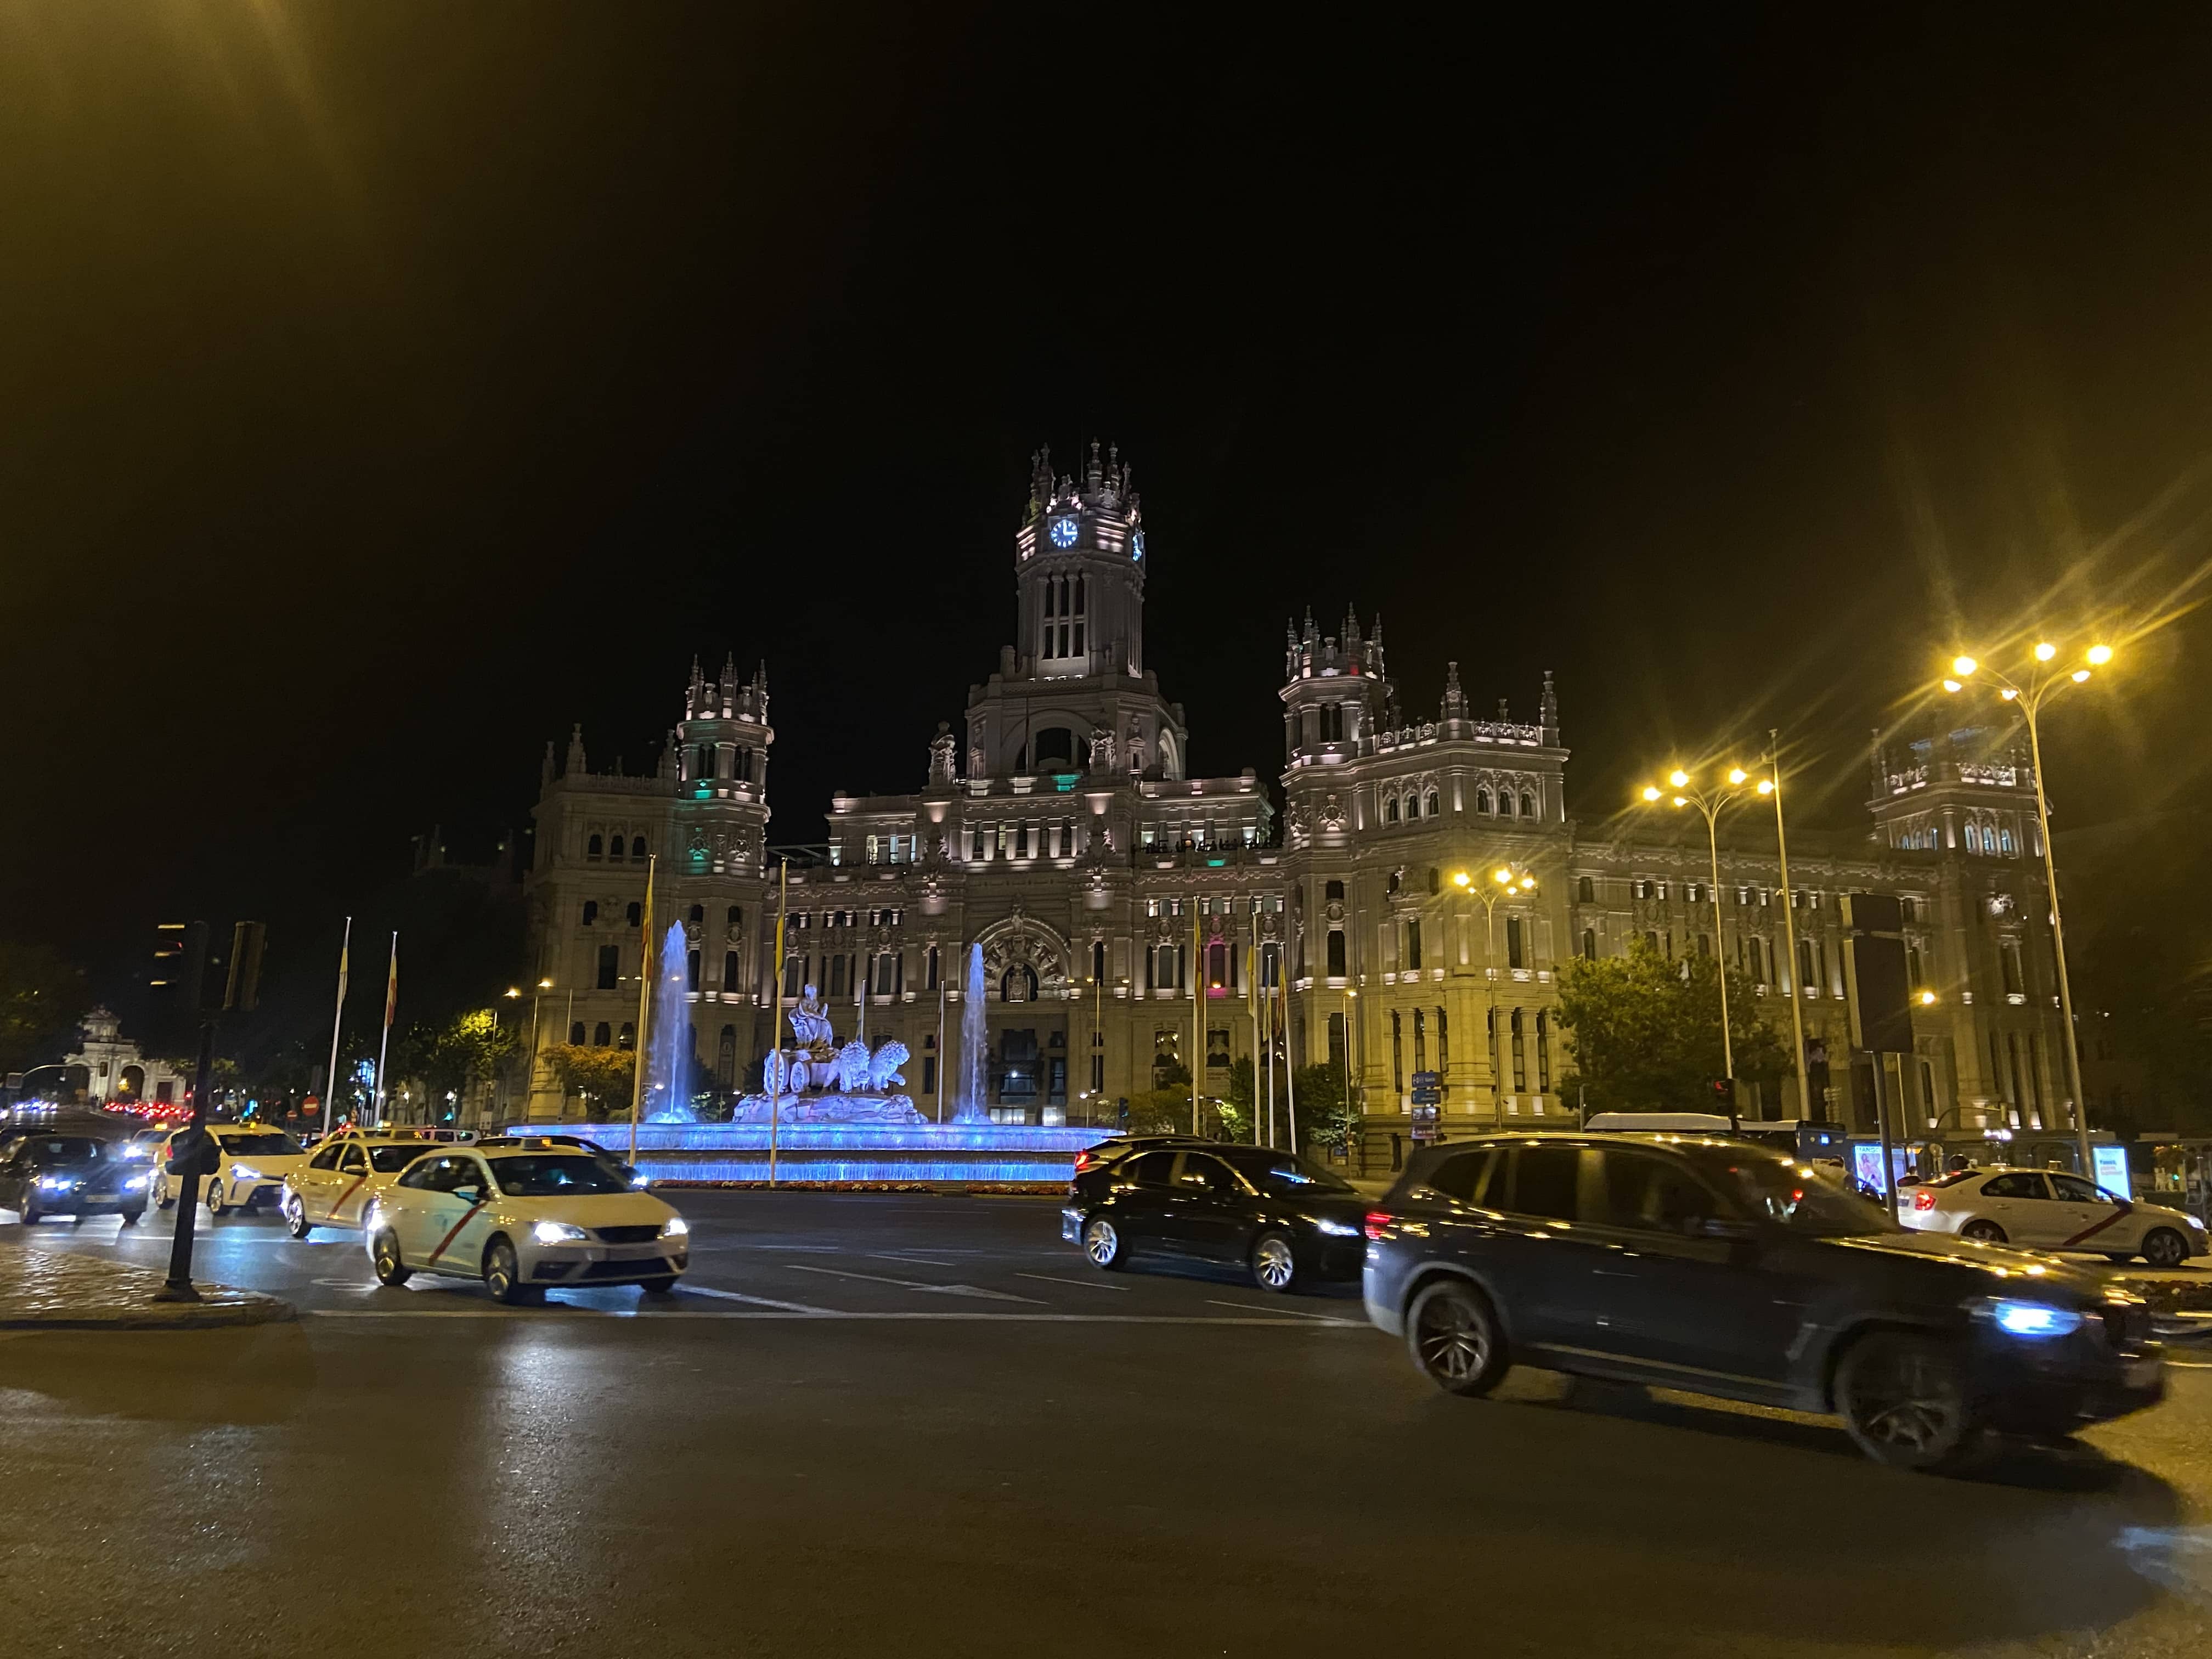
[1280,600,1392,767]
[1440,661,1468,722]
[565,723,587,775]
[1540,669,1559,744]
[1012,438,1146,680]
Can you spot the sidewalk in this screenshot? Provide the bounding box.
[0,1243,294,1331]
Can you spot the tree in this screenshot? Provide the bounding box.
[1291,1063,1358,1154]
[1216,1055,1258,1142]
[1555,937,1794,1114]
[396,1008,521,1109]
[0,941,88,1078]
[541,1043,636,1113]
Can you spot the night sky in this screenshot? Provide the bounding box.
[7,5,2212,1029]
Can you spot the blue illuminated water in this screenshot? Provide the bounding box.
[955,942,989,1122]
[554,1118,1113,1185]
[645,922,693,1122]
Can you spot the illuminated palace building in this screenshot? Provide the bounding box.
[522,444,2076,1162]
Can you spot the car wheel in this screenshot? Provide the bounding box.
[1251,1229,1299,1294]
[483,1238,538,1305]
[19,1192,40,1225]
[1835,1331,1988,1474]
[1961,1220,2007,1245]
[2142,1227,2190,1268]
[640,1276,679,1296]
[370,1229,412,1286]
[205,1183,226,1218]
[154,1177,174,1211]
[1406,1279,1509,1397]
[119,1207,144,1228]
[1082,1215,1125,1271]
[283,1195,313,1239]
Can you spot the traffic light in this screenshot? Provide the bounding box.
[224,921,266,1013]
[148,921,210,1053]
[1711,1077,1737,1108]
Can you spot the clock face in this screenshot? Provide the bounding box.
[1049,516,1079,549]
[1132,530,1146,560]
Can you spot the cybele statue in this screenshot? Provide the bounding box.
[732,985,924,1125]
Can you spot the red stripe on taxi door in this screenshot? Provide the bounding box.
[331,1174,371,1221]
[426,1201,488,1267]
[2058,1200,2132,1250]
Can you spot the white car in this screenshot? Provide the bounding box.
[151,1126,310,1216]
[364,1145,689,1304]
[1904,1166,2207,1266]
[280,1130,453,1237]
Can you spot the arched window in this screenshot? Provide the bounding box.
[1032,726,1076,770]
[1964,822,1982,854]
[1475,787,1492,814]
[1798,939,1815,992]
[716,1026,737,1087]
[1499,791,1516,817]
[1092,939,1106,981]
[727,905,743,929]
[607,836,624,863]
[593,1021,612,1047]
[618,1022,636,1049]
[1576,876,1594,902]
[1581,928,1596,961]
[687,949,702,992]
[1424,789,1440,819]
[627,901,642,927]
[631,836,647,861]
[569,1022,586,1045]
[1521,791,1537,818]
[724,950,740,989]
[582,900,598,925]
[1002,963,1038,1003]
[1998,827,2015,855]
[1384,794,1399,823]
[586,834,603,860]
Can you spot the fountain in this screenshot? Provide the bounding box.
[955,942,990,1122]
[645,922,694,1122]
[544,935,1115,1184]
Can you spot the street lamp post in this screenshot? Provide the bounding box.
[1452,865,1538,1130]
[1641,765,1764,1121]
[1943,640,2113,1180]
[1761,733,1811,1125]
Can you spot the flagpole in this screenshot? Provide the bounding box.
[935,946,947,1126]
[769,859,788,1186]
[629,855,655,1166]
[374,932,397,1126]
[1246,920,1261,1145]
[1190,903,1203,1136]
[1283,973,1299,1156]
[321,916,351,1137]
[1265,982,1277,1150]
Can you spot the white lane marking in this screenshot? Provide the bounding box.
[2169,1358,2212,1370]
[782,1263,1041,1304]
[304,1310,1353,1325]
[1205,1299,1363,1325]
[676,1285,834,1314]
[868,1253,953,1266]
[1014,1272,1129,1293]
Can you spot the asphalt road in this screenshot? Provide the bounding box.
[3,1190,2211,1659]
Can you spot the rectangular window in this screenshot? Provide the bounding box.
[829,955,847,998]
[687,949,702,992]
[926,945,940,990]
[1391,1011,1403,1092]
[1413,1007,1426,1073]
[2000,939,2024,996]
[1506,916,1525,970]
[1327,929,1347,978]
[1406,919,1423,971]
[596,945,619,990]
[1536,1011,1551,1092]
[1436,1008,1448,1077]
[1511,1009,1527,1091]
[922,1055,937,1095]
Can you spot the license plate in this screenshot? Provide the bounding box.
[2127,1356,2163,1389]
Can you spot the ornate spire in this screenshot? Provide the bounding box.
[1440,661,1468,721]
[565,723,587,775]
[1539,669,1559,739]
[541,740,556,788]
[1497,697,1511,723]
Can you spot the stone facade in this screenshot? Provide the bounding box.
[63,1007,190,1108]
[522,443,2076,1166]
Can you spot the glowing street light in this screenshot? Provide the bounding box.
[1638,763,1767,1103]
[1940,637,2115,1177]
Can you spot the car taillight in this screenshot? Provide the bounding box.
[1913,1189,1936,1211]
[1363,1210,1393,1242]
[1073,1152,1094,1175]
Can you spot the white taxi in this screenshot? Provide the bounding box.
[1903,1165,2207,1266]
[280,1130,454,1237]
[150,1125,311,1216]
[364,1146,689,1304]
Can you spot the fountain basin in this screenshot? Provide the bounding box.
[555,1120,1117,1186]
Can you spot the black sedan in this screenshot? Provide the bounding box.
[0,1135,150,1224]
[1362,1133,2165,1473]
[1062,1144,1368,1292]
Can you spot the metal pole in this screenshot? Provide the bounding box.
[155,1015,217,1302]
[373,933,397,1126]
[1191,904,1203,1136]
[936,953,947,1126]
[1873,1047,1899,1222]
[1704,804,1735,1116]
[1769,731,1810,1125]
[1283,988,1299,1155]
[770,859,788,1186]
[320,916,351,1137]
[1485,899,1503,1130]
[1248,924,1262,1145]
[628,856,654,1165]
[2023,698,2095,1179]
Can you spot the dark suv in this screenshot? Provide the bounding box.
[0,1135,149,1224]
[1362,1133,2165,1472]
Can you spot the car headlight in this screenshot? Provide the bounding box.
[124,1175,150,1190]
[532,1220,590,1245]
[1312,1218,1359,1236]
[1986,1299,2085,1339]
[230,1164,262,1182]
[659,1216,689,1239]
[2187,1215,2207,1232]
[37,1175,74,1190]
[631,1172,651,1189]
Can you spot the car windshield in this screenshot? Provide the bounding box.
[366,1145,434,1173]
[1234,1155,1356,1197]
[1715,1155,1898,1238]
[22,1138,103,1164]
[217,1132,301,1156]
[489,1155,633,1197]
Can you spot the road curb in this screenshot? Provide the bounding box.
[1,1243,296,1331]
[0,1293,297,1332]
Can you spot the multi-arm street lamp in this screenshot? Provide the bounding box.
[1452,864,1538,1128]
[1943,638,2113,1181]
[1640,766,1771,1095]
